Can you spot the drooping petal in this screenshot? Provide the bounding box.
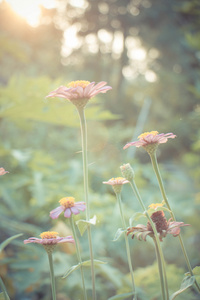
[50,206,64,219]
[24,237,40,244]
[0,167,9,175]
[75,203,86,211]
[71,206,80,215]
[64,208,72,218]
[57,236,75,244]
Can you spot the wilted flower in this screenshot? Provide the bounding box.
[127,203,189,242]
[0,167,9,176]
[103,177,129,194]
[46,80,112,108]
[50,197,86,219]
[123,131,176,155]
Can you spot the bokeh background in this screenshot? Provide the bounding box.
[0,0,199,299]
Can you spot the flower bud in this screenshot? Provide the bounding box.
[120,163,134,181]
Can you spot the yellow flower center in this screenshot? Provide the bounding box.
[149,203,164,210]
[138,131,159,139]
[40,231,58,239]
[111,177,125,181]
[68,80,90,89]
[59,197,75,208]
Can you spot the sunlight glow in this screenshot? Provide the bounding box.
[4,0,56,27]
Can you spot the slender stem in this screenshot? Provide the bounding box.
[77,107,96,300]
[130,180,169,300]
[153,238,167,300]
[116,192,137,300]
[47,252,56,300]
[150,152,200,293]
[69,216,87,300]
[0,276,10,300]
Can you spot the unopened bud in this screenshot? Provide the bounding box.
[120,163,134,181]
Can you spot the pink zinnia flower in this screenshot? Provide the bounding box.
[123,131,176,150]
[46,80,112,108]
[103,177,129,186]
[103,177,129,194]
[24,231,74,245]
[50,197,86,219]
[0,167,9,176]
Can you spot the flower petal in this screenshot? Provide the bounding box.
[71,206,80,215]
[64,208,72,218]
[75,203,86,211]
[50,206,64,219]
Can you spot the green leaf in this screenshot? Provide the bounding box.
[0,277,10,300]
[185,266,200,285]
[0,293,4,300]
[0,293,5,300]
[76,215,97,236]
[113,228,126,241]
[0,234,23,253]
[62,259,106,278]
[170,276,195,300]
[129,212,146,226]
[108,292,134,300]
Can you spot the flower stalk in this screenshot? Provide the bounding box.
[69,216,87,300]
[116,192,137,300]
[149,152,200,293]
[47,252,56,300]
[77,107,96,300]
[129,179,169,300]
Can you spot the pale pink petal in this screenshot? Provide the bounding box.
[157,137,168,144]
[90,86,112,97]
[58,236,75,244]
[89,81,107,93]
[50,206,64,219]
[83,82,95,97]
[64,208,72,218]
[71,206,80,215]
[0,167,9,175]
[24,238,41,244]
[75,203,86,211]
[74,86,84,97]
[123,141,143,149]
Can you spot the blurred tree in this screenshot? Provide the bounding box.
[0,1,63,83]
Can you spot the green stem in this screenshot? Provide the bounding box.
[0,276,10,300]
[77,107,96,300]
[69,216,87,300]
[116,193,137,300]
[150,152,200,293]
[47,252,56,300]
[153,238,167,300]
[130,180,169,300]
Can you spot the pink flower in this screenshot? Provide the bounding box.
[24,231,74,245]
[123,131,176,150]
[103,177,129,194]
[103,177,129,186]
[0,167,9,176]
[50,197,86,219]
[46,80,112,108]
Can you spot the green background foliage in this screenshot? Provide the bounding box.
[0,0,199,299]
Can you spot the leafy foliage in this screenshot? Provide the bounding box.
[0,0,199,299]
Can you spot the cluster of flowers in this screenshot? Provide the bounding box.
[24,80,111,247]
[24,81,185,248]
